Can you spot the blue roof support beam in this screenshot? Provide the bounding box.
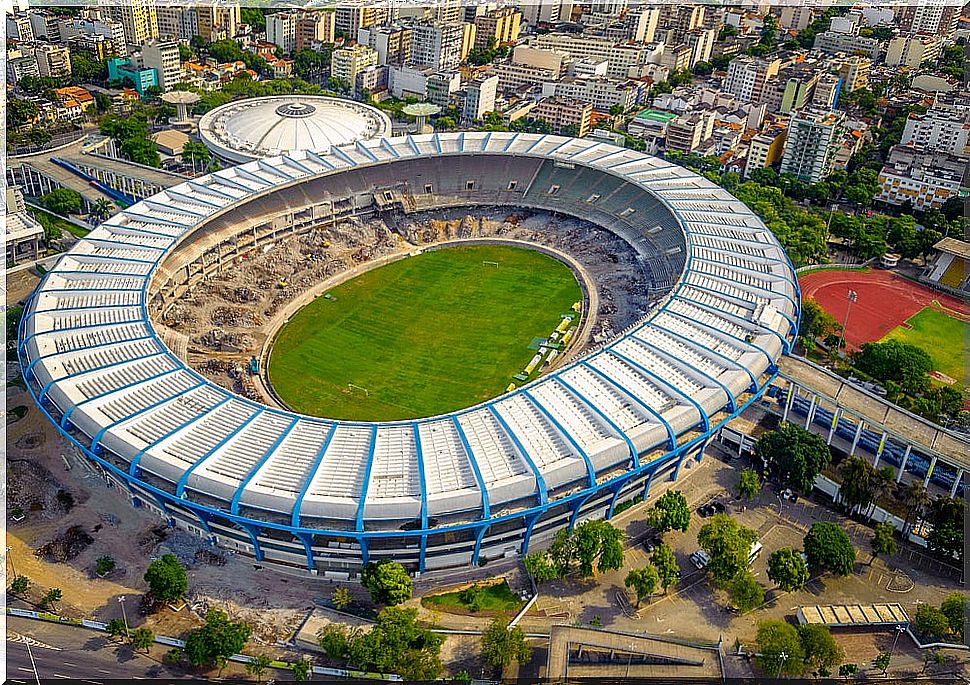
[629,332,736,413]
[355,426,380,532]
[60,364,179,426]
[690,268,798,309]
[305,150,336,169]
[230,417,299,515]
[40,348,165,404]
[580,359,675,451]
[686,280,797,333]
[553,376,639,469]
[380,138,401,158]
[609,346,709,432]
[187,180,235,200]
[663,308,773,370]
[91,379,206,452]
[290,424,337,528]
[649,321,757,391]
[675,294,790,354]
[128,395,233,476]
[176,408,264,497]
[257,158,294,179]
[164,188,222,209]
[451,416,491,520]
[522,388,596,488]
[20,317,147,356]
[486,406,548,506]
[26,333,155,377]
[330,146,358,167]
[412,423,429,530]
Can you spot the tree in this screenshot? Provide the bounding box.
[121,137,161,168]
[8,97,39,126]
[870,522,897,563]
[902,480,930,533]
[106,618,128,639]
[317,624,354,660]
[940,593,966,641]
[736,468,760,501]
[331,587,352,611]
[246,654,272,683]
[43,587,62,611]
[767,547,810,592]
[360,560,412,606]
[755,619,805,677]
[435,116,456,131]
[697,514,758,585]
[914,603,951,641]
[184,609,252,668]
[291,658,312,681]
[798,624,844,673]
[548,528,575,577]
[41,188,82,217]
[481,616,532,673]
[728,571,764,613]
[852,340,933,396]
[10,575,29,595]
[523,551,559,583]
[573,520,624,577]
[347,607,444,681]
[838,456,892,517]
[803,522,855,576]
[651,543,679,593]
[755,423,830,494]
[90,199,115,225]
[624,565,659,607]
[839,663,858,679]
[648,490,691,535]
[95,555,116,577]
[874,651,891,674]
[131,627,154,652]
[164,648,183,666]
[144,554,187,603]
[927,496,964,563]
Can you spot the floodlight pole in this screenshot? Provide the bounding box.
[119,595,130,640]
[5,544,17,579]
[837,289,857,355]
[776,651,788,679]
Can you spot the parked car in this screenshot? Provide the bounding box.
[642,537,659,553]
[690,549,711,569]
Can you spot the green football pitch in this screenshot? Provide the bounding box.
[267,244,583,421]
[881,306,966,382]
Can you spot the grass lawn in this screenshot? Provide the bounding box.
[28,206,90,238]
[420,580,524,616]
[268,244,582,421]
[881,307,966,382]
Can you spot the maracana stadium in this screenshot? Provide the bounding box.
[20,132,799,575]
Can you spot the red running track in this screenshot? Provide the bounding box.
[798,269,970,350]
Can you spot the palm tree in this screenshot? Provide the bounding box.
[246,654,272,683]
[90,198,114,225]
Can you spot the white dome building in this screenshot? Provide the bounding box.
[198,95,392,164]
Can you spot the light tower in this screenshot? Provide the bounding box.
[402,102,441,135]
[161,90,201,130]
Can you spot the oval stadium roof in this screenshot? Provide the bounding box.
[198,95,392,164]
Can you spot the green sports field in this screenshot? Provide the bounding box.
[268,244,582,421]
[881,307,966,382]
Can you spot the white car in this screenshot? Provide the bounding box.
[690,549,711,569]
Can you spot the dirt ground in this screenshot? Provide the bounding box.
[157,209,650,398]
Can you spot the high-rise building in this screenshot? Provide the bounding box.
[531,33,654,79]
[877,145,967,210]
[683,27,715,68]
[833,55,870,93]
[744,127,787,178]
[101,0,159,46]
[777,7,815,31]
[29,10,65,42]
[358,23,412,66]
[334,4,390,37]
[296,12,335,51]
[332,44,379,85]
[900,96,970,157]
[7,13,34,42]
[886,35,943,68]
[139,39,180,91]
[462,74,499,122]
[411,22,466,71]
[895,4,961,38]
[35,43,73,78]
[473,8,521,50]
[665,110,716,153]
[779,108,846,183]
[532,97,593,136]
[520,2,573,25]
[723,57,781,103]
[63,18,127,56]
[266,12,298,54]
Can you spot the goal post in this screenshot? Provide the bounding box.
[348,383,370,397]
[482,260,499,268]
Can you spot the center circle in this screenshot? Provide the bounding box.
[266,244,584,421]
[275,102,317,117]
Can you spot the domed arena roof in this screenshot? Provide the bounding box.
[198,95,392,164]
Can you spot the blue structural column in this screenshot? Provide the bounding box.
[451,416,490,565]
[412,422,429,572]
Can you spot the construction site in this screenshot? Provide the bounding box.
[154,208,651,409]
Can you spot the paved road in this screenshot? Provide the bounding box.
[4,616,195,682]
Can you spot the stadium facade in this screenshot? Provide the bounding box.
[21,133,799,575]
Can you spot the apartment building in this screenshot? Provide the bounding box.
[813,29,881,60]
[100,0,159,46]
[683,27,715,68]
[520,2,574,25]
[660,44,692,73]
[157,4,240,42]
[744,127,788,177]
[531,97,593,136]
[812,74,842,110]
[779,108,846,183]
[107,56,157,95]
[29,10,66,42]
[530,33,653,79]
[540,76,637,112]
[63,18,126,56]
[886,35,943,67]
[473,8,521,49]
[877,145,968,210]
[896,4,961,38]
[139,39,180,91]
[332,44,379,85]
[462,74,499,122]
[900,98,970,157]
[35,43,73,78]
[410,22,469,71]
[7,13,33,42]
[723,57,781,103]
[777,6,815,31]
[834,55,870,93]
[358,23,412,66]
[334,5,390,37]
[665,110,716,153]
[296,12,335,51]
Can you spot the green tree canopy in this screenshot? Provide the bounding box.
[697,514,758,585]
[728,571,764,613]
[573,520,624,577]
[523,551,559,583]
[852,339,934,396]
[481,616,532,672]
[798,624,844,673]
[360,559,412,606]
[625,565,659,607]
[7,97,39,126]
[736,468,761,501]
[803,522,855,576]
[651,543,679,593]
[184,609,251,667]
[143,554,187,603]
[755,422,831,494]
[838,456,893,517]
[927,496,964,563]
[755,619,805,677]
[940,593,966,642]
[131,626,154,652]
[913,603,950,641]
[870,521,898,562]
[41,188,83,217]
[648,490,691,535]
[766,547,810,592]
[347,606,444,680]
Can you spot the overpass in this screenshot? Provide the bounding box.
[761,355,968,498]
[7,134,184,209]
